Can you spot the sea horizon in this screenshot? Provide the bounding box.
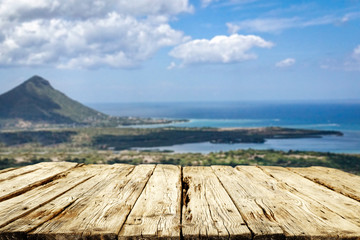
[88,101,360,154]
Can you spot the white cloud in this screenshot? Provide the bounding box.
[226,23,242,35]
[0,0,193,69]
[201,0,259,8]
[338,12,360,24]
[167,62,177,70]
[344,45,360,71]
[227,13,360,33]
[276,58,295,68]
[0,0,193,20]
[201,0,215,7]
[321,46,360,72]
[169,34,273,65]
[353,45,360,59]
[227,18,298,34]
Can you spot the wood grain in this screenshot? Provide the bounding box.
[0,163,359,239]
[0,167,15,176]
[119,164,182,239]
[236,166,360,239]
[0,162,78,202]
[290,166,360,201]
[0,162,66,183]
[212,165,284,239]
[0,164,96,229]
[260,166,360,228]
[182,166,251,239]
[29,164,155,240]
[0,164,134,240]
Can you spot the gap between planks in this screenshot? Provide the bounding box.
[0,163,359,240]
[29,164,155,239]
[288,166,360,202]
[0,162,80,202]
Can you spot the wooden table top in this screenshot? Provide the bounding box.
[0,162,359,239]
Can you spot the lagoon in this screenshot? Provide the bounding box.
[89,101,360,153]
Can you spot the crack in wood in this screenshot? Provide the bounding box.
[0,163,360,239]
[116,165,156,237]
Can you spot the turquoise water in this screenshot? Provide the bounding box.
[89,102,360,153]
[122,119,345,131]
[136,131,360,154]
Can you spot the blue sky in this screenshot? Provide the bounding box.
[0,0,359,102]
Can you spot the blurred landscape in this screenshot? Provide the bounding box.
[0,76,359,174]
[1,1,359,175]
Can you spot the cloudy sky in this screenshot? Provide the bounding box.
[0,0,360,102]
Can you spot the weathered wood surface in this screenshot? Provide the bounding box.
[182,166,251,239]
[211,165,284,239]
[0,162,359,240]
[0,164,133,239]
[260,166,360,228]
[290,166,360,201]
[235,166,360,239]
[30,164,154,239]
[0,162,78,202]
[119,165,182,239]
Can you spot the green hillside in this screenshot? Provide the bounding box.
[0,75,107,124]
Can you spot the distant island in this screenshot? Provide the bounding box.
[91,127,342,150]
[0,126,342,147]
[0,129,358,174]
[0,75,187,129]
[0,75,343,149]
[1,75,357,174]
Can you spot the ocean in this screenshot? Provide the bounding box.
[88,102,360,154]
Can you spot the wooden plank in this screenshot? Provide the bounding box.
[0,164,98,229]
[0,167,36,183]
[212,165,284,239]
[29,164,155,240]
[0,162,62,183]
[182,166,251,239]
[119,164,182,239]
[0,162,78,202]
[260,166,360,228]
[235,166,360,239]
[0,163,359,239]
[0,167,15,175]
[0,164,134,240]
[290,166,360,201]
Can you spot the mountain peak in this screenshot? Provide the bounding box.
[23,75,52,88]
[0,76,107,124]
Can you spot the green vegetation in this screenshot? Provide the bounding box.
[1,76,356,175]
[0,131,77,146]
[92,127,342,150]
[0,75,106,124]
[0,127,341,150]
[1,149,359,174]
[0,157,51,169]
[0,124,356,174]
[0,76,184,129]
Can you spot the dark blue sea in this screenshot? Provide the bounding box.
[89,102,360,154]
